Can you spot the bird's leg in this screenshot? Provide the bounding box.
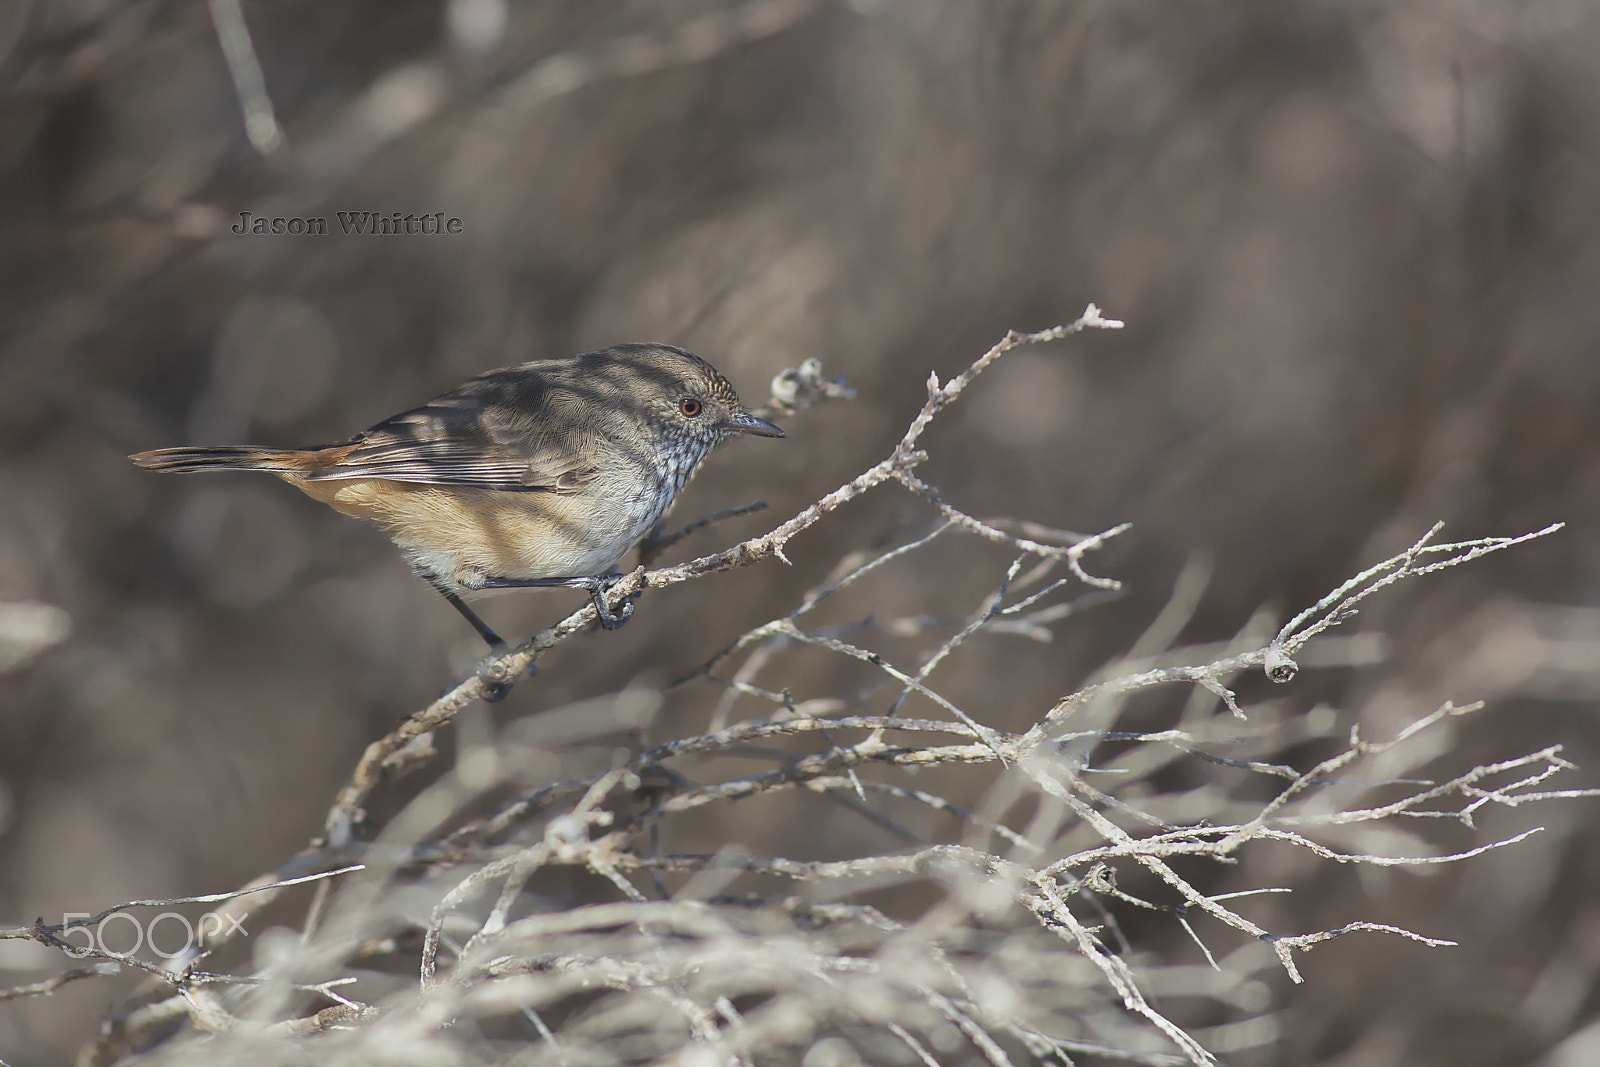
[434,586,507,650]
[424,583,523,700]
[478,571,640,630]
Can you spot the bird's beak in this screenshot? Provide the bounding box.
[721,411,786,438]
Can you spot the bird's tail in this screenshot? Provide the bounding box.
[129,445,315,475]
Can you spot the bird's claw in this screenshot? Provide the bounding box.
[586,574,642,630]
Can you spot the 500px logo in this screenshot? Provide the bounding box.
[57,911,246,960]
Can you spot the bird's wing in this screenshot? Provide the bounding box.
[304,375,600,492]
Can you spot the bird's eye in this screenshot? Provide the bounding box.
[679,397,703,418]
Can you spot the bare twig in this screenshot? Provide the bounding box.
[207,0,283,155]
[0,964,120,1004]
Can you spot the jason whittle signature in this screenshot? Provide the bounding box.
[232,211,465,236]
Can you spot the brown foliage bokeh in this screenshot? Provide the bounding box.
[2,1,1599,1063]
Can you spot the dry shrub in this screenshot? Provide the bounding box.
[7,315,1588,1067]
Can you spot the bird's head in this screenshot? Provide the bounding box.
[596,343,786,447]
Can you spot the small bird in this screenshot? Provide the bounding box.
[131,343,784,646]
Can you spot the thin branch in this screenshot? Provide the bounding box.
[208,0,283,155]
[0,964,119,1003]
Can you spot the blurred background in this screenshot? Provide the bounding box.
[2,0,1599,1063]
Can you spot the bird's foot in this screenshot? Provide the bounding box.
[476,570,644,630]
[578,572,642,630]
